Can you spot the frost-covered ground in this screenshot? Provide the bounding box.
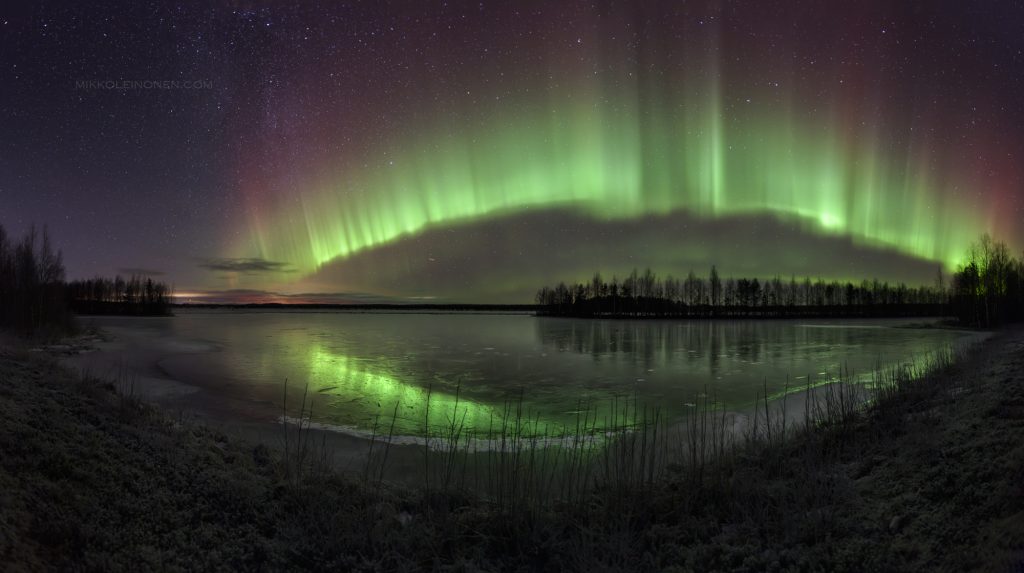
[1,328,1022,571]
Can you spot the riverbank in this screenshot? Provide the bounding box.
[1,328,1023,571]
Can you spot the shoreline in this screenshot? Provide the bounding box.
[58,318,990,465]
[1,326,1022,569]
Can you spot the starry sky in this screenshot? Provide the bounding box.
[2,1,1022,303]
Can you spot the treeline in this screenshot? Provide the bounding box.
[181,303,534,312]
[0,225,73,335]
[535,266,948,319]
[951,235,1024,327]
[0,222,174,336]
[536,235,1024,325]
[67,275,173,316]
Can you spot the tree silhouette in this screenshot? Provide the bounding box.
[533,245,1023,323]
[709,265,722,308]
[0,224,72,335]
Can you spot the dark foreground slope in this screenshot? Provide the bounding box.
[1,330,1023,572]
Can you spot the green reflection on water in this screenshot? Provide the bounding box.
[304,343,630,440]
[306,344,503,435]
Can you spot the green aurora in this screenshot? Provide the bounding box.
[228,14,1006,299]
[238,100,988,288]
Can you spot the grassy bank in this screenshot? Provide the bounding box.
[2,330,1023,571]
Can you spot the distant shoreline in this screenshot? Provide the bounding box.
[166,302,958,321]
[171,302,538,312]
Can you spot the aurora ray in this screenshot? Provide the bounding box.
[235,66,993,286]
[5,1,1021,297]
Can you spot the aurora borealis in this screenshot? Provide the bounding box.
[3,1,1023,301]
[240,90,987,276]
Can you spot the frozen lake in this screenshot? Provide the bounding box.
[74,310,981,439]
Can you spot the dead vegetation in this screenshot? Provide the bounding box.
[2,329,1023,571]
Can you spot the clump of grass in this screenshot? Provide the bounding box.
[76,360,144,421]
[261,341,977,569]
[353,355,917,496]
[279,378,332,484]
[50,335,986,570]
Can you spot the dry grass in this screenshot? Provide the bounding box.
[345,345,959,513]
[4,331,1021,571]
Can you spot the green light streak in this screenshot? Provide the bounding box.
[303,344,625,442]
[306,344,499,435]
[237,75,991,282]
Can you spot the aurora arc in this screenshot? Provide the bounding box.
[236,71,992,285]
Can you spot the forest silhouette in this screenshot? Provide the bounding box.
[2,221,1021,333]
[536,235,1023,327]
[0,224,172,336]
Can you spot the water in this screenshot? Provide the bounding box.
[79,310,980,438]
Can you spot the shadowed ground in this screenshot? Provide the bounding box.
[0,328,1022,571]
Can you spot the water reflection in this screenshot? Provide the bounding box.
[305,344,500,435]
[536,319,887,376]
[89,312,975,438]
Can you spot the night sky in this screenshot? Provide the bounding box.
[2,1,1022,303]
